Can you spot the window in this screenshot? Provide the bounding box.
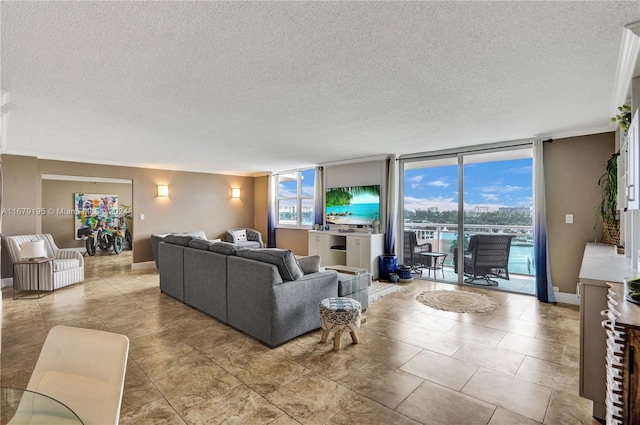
[276,168,315,227]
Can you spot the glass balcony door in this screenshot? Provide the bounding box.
[402,147,534,295]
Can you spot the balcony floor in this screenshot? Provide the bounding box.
[413,266,536,296]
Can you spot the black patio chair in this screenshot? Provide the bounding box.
[403,230,432,273]
[453,233,515,285]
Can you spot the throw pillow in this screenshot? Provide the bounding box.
[188,238,216,251]
[237,248,304,281]
[297,255,320,274]
[209,241,242,256]
[232,229,247,242]
[164,234,194,246]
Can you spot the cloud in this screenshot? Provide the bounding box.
[481,194,500,201]
[480,185,523,194]
[407,175,424,189]
[507,165,533,174]
[278,184,296,198]
[427,180,449,188]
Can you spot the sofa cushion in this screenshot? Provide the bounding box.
[209,242,242,256]
[232,229,247,242]
[164,234,194,246]
[237,248,303,281]
[236,241,261,249]
[188,238,216,251]
[53,259,80,272]
[297,255,320,275]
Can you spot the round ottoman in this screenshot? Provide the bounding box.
[319,297,362,350]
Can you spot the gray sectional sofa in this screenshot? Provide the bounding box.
[151,230,207,268]
[158,235,369,347]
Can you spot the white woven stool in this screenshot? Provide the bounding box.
[319,297,362,350]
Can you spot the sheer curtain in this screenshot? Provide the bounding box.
[267,174,277,248]
[385,155,398,254]
[533,139,556,303]
[314,166,324,227]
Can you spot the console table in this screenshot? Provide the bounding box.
[602,282,640,424]
[578,243,637,420]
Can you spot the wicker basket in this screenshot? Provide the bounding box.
[603,221,620,246]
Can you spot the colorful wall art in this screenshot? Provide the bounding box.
[74,193,119,240]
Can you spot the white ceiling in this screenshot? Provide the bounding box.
[2,1,640,176]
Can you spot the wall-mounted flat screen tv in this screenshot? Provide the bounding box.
[325,185,380,225]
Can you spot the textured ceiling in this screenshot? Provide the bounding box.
[2,1,639,176]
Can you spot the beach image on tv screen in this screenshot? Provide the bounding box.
[326,185,380,225]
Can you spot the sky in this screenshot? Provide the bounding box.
[404,158,533,212]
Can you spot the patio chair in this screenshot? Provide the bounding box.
[454,233,515,286]
[403,231,432,273]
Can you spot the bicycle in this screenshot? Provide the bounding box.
[77,223,124,256]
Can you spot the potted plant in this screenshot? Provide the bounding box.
[596,151,620,245]
[611,104,632,134]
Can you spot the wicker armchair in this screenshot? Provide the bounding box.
[403,231,432,272]
[454,233,515,286]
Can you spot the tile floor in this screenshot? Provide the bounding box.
[1,252,600,424]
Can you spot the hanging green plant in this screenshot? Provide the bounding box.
[595,152,620,244]
[611,104,632,133]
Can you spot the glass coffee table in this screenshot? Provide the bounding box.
[1,387,83,424]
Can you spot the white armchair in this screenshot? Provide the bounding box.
[5,234,84,291]
[20,325,129,425]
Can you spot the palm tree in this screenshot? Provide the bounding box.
[326,185,380,206]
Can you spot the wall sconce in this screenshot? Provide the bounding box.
[231,188,241,199]
[157,185,169,197]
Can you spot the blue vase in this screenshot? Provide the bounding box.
[379,255,398,281]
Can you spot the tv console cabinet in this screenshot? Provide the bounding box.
[308,230,384,279]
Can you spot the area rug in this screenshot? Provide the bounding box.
[369,281,405,304]
[416,290,499,313]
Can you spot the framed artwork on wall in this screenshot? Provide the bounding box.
[74,193,118,240]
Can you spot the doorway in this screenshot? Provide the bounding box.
[41,175,133,265]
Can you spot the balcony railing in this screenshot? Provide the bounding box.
[404,223,535,276]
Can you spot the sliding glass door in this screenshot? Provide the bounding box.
[402,146,534,294]
[403,156,459,282]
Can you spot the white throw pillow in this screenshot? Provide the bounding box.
[232,229,247,242]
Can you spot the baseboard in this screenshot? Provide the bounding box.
[554,290,579,305]
[1,278,13,289]
[131,261,156,271]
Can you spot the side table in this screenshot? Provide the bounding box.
[13,258,54,300]
[417,252,448,280]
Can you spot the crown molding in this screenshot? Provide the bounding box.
[610,21,640,113]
